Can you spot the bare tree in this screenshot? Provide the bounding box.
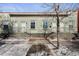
[42,3,79,49]
[54,3,60,48]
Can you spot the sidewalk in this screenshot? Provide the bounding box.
[0,37,32,56]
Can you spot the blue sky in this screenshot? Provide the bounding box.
[0,3,78,12]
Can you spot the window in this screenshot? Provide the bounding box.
[69,25,73,30]
[43,21,48,29]
[3,25,9,33]
[3,25,9,30]
[31,21,35,29]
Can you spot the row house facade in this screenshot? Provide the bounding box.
[0,11,78,34]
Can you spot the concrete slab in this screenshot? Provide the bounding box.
[2,44,32,56]
[0,37,32,56]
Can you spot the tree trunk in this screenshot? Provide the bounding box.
[55,4,60,49]
[56,12,60,49]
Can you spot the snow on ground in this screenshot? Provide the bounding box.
[0,36,79,56]
[52,41,79,56]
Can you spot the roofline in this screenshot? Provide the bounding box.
[6,12,69,16]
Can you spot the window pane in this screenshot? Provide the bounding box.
[31,21,35,29]
[43,21,48,28]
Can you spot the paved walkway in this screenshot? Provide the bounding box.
[0,37,32,56]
